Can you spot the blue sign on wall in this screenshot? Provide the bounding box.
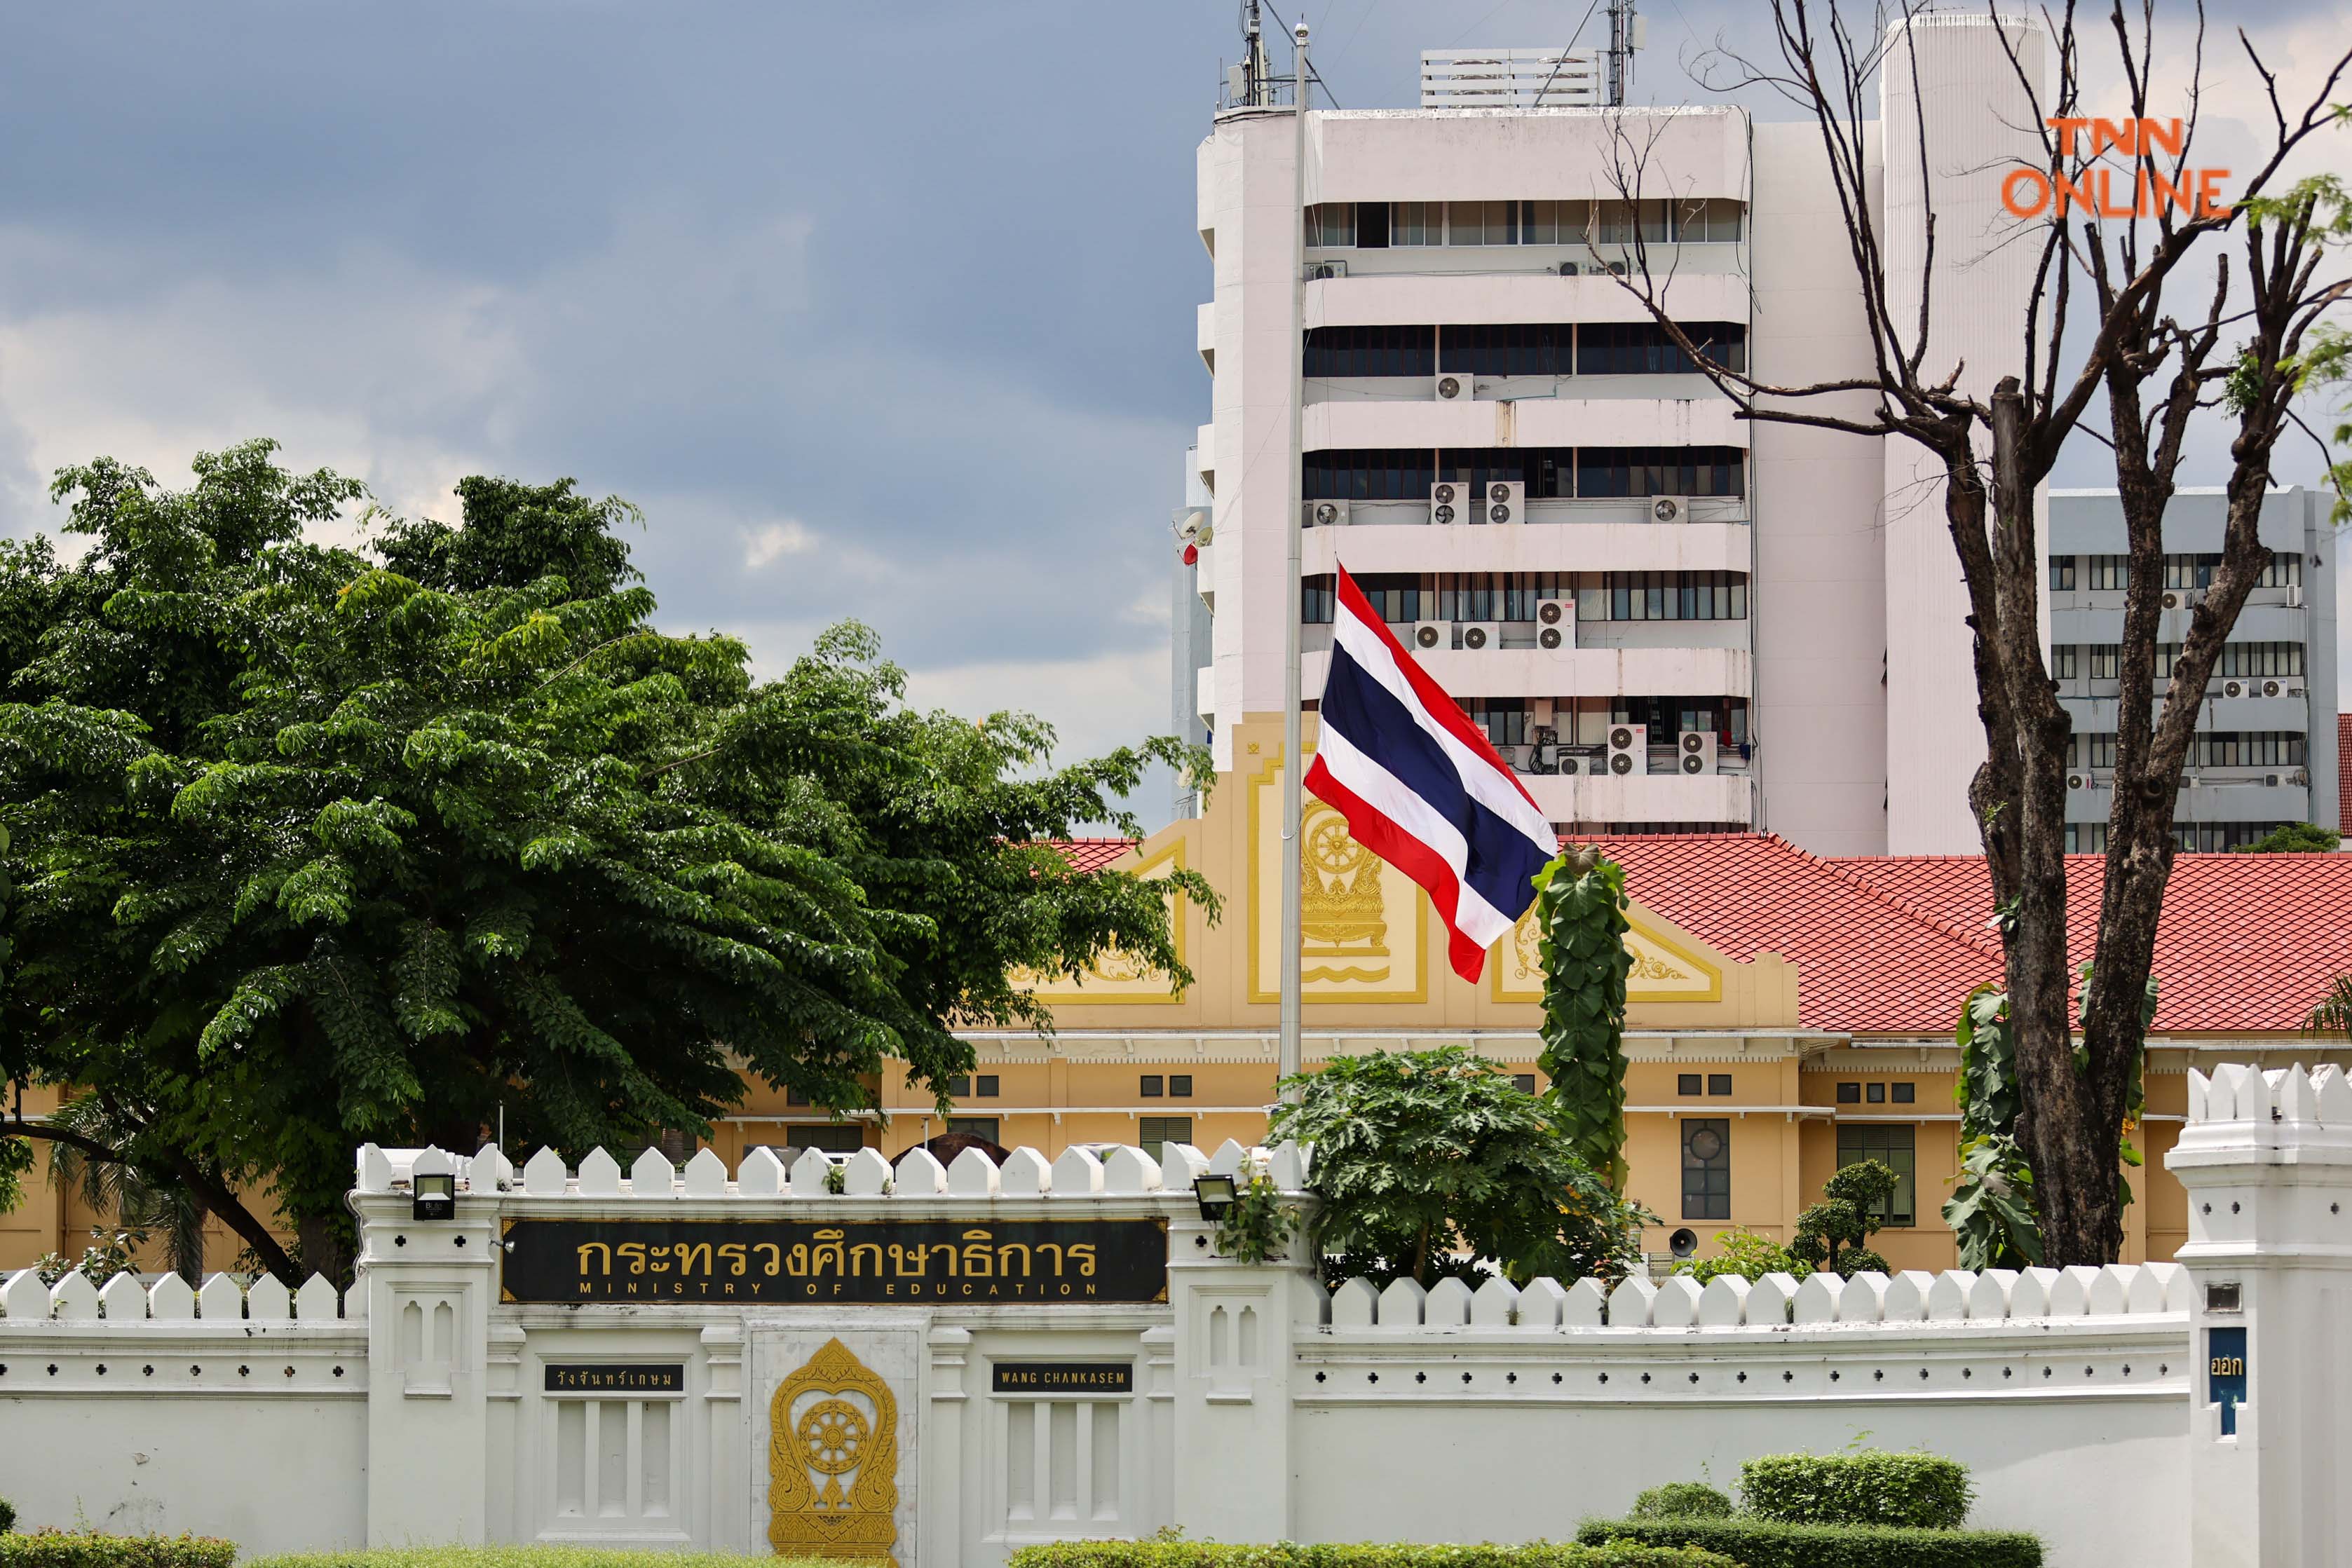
[2208,1325,2248,1436]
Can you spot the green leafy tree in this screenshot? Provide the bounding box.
[2231,822,2341,853]
[1268,1046,1646,1290]
[2310,974,2352,1038]
[1534,845,1631,1190]
[1790,1160,1898,1279]
[0,441,1213,1282]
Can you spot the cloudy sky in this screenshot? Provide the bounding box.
[2,1,2345,828]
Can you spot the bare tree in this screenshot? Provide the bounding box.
[1596,0,2351,1264]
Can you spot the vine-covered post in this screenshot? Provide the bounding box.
[1535,845,1632,1191]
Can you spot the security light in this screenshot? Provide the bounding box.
[412,1171,456,1221]
[1193,1173,1239,1222]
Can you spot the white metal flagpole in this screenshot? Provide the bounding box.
[1279,18,1311,1098]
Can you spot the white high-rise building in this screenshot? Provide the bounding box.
[1174,15,2047,854]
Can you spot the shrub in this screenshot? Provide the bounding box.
[245,1554,826,1568]
[1629,1484,1734,1521]
[1576,1518,2041,1568]
[0,1533,237,1568]
[1739,1451,1972,1530]
[0,1499,15,1535]
[1673,1229,1800,1286]
[1007,1543,1739,1568]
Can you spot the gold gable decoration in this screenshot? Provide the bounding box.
[1008,841,1189,1005]
[1247,747,1427,1002]
[1496,904,1722,1004]
[768,1337,900,1565]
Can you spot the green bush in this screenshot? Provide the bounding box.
[1576,1518,2041,1568]
[0,1499,15,1535]
[1673,1229,1800,1286]
[245,1554,825,1568]
[1739,1451,1972,1529]
[1007,1543,1739,1568]
[0,1534,236,1568]
[1629,1485,1734,1520]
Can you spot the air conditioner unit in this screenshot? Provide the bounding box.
[1406,621,1448,653]
[1305,498,1350,529]
[1557,749,1586,776]
[1606,723,1648,777]
[1429,481,1463,525]
[2068,772,2086,790]
[1434,371,1472,402]
[1457,620,1501,652]
[2222,679,2245,698]
[1605,261,1629,276]
[1555,261,1582,277]
[2161,588,2203,610]
[2266,774,2283,789]
[2285,585,2305,608]
[1305,259,1348,281]
[2262,679,2283,697]
[1648,495,1691,524]
[1677,730,1717,775]
[1537,599,1575,652]
[1482,481,1523,525]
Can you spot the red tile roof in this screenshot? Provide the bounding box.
[1046,838,1140,874]
[2339,713,2351,833]
[1577,833,2352,1036]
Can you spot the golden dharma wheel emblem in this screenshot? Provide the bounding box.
[769,1338,899,1565]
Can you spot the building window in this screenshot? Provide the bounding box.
[787,1086,813,1107]
[1512,1073,1537,1093]
[1678,1073,1703,1096]
[976,1075,1000,1098]
[1865,1082,1886,1104]
[2177,821,2290,852]
[1681,1119,1732,1221]
[2086,554,2130,590]
[1576,445,1746,498]
[2070,732,2117,769]
[2259,552,2303,587]
[2088,644,2121,680]
[1836,1123,1917,1226]
[2215,641,2304,678]
[1439,322,1575,376]
[1302,575,1335,625]
[946,1075,972,1098]
[1390,200,1438,246]
[1597,571,1748,621]
[777,1125,864,1154]
[1169,1075,1194,1098]
[2051,644,2080,681]
[1304,325,1436,378]
[1303,447,1439,501]
[946,1117,1000,1144]
[2192,731,2305,768]
[1708,1074,1732,1096]
[1578,321,1746,376]
[1467,700,1531,748]
[2164,552,2221,589]
[1138,1116,1193,1152]
[2048,556,2077,591]
[1446,199,1517,245]
[2067,823,2109,852]
[1140,1075,1164,1098]
[1347,571,1429,623]
[1305,202,1355,247]
[1891,1082,1915,1104]
[1835,1082,1861,1103]
[1437,573,1497,622]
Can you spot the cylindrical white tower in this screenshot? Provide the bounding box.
[1878,12,2046,854]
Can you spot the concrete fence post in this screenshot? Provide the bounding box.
[352,1145,501,1546]
[1167,1154,1321,1543]
[2166,1064,2352,1568]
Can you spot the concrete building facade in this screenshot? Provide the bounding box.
[1174,15,2049,857]
[2050,486,2341,849]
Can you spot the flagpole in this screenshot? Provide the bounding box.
[1278,18,1311,1100]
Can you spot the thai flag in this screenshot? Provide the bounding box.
[1305,564,1560,983]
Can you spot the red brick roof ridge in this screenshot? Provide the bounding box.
[1769,835,2008,962]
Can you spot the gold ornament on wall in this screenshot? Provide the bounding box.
[768,1337,899,1565]
[1300,802,1388,979]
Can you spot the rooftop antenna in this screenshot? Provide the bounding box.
[1239,0,1271,107]
[1605,0,1643,106]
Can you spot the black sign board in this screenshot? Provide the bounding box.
[545,1363,686,1393]
[2208,1324,2248,1437]
[993,1361,1135,1394]
[499,1216,1169,1305]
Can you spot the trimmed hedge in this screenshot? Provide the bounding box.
[1739,1452,1971,1529]
[247,1555,824,1568]
[1575,1518,2041,1568]
[1628,1486,1733,1522]
[0,1535,236,1568]
[1007,1545,1739,1568]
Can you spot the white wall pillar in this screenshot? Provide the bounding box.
[355,1147,501,1546]
[1167,1194,1321,1541]
[2166,1063,2352,1568]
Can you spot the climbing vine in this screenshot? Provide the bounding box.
[1535,845,1632,1191]
[1212,1157,1298,1264]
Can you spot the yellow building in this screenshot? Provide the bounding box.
[9,714,2348,1275]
